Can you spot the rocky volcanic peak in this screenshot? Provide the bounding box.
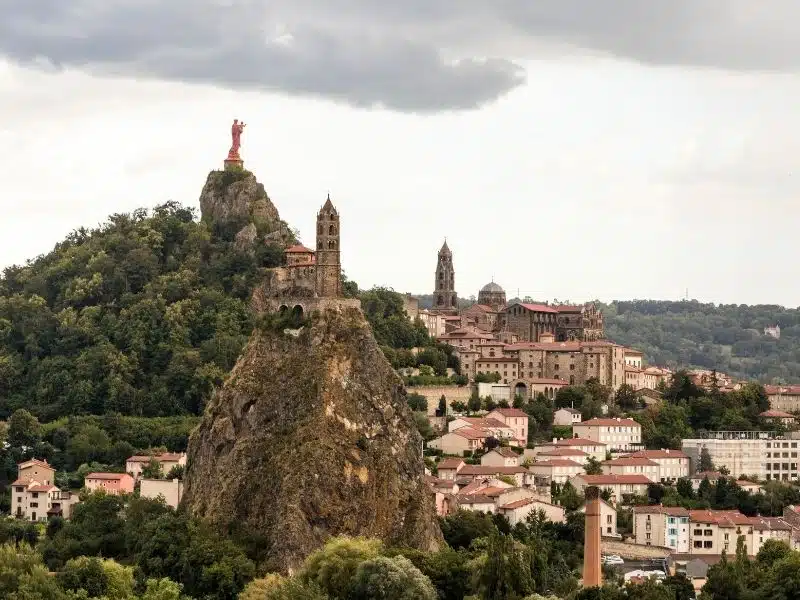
[198,169,290,250]
[183,304,442,572]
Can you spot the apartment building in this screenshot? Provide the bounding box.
[682,431,797,481]
[528,459,585,484]
[766,385,800,412]
[627,449,690,483]
[688,510,791,556]
[486,408,529,446]
[569,473,652,503]
[10,459,78,521]
[601,456,660,481]
[532,437,607,462]
[572,417,642,451]
[553,407,582,426]
[633,506,691,553]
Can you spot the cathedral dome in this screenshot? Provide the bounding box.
[480,281,504,294]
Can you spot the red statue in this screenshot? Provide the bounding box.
[228,119,246,159]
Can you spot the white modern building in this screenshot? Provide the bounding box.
[682,431,795,482]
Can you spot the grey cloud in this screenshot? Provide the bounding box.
[1,1,799,112]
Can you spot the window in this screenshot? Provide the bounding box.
[693,541,703,548]
[694,529,703,536]
[703,541,713,548]
[607,515,612,524]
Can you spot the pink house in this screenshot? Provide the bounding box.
[486,408,529,447]
[84,472,135,495]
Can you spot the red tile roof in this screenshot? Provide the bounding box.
[554,305,585,313]
[87,472,130,481]
[765,385,800,395]
[602,457,659,467]
[285,244,314,253]
[28,484,57,492]
[488,447,519,458]
[516,303,559,314]
[578,418,639,427]
[437,458,465,470]
[578,474,653,484]
[629,449,688,459]
[499,497,536,510]
[19,459,53,470]
[11,478,32,486]
[539,448,589,457]
[760,410,795,418]
[552,437,607,447]
[531,459,583,467]
[632,505,689,516]
[458,465,527,476]
[451,428,489,440]
[456,417,510,429]
[488,408,528,418]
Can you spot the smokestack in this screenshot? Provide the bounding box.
[583,485,602,588]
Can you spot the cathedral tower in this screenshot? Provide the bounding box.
[315,194,341,297]
[434,240,457,312]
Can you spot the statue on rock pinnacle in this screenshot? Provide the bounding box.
[224,119,246,170]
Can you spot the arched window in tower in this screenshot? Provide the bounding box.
[328,240,336,249]
[330,214,335,221]
[329,224,336,235]
[437,295,444,306]
[317,241,322,249]
[318,224,323,235]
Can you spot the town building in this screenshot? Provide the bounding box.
[140,478,184,509]
[10,459,78,522]
[572,417,642,451]
[418,309,447,338]
[632,506,691,553]
[436,458,465,481]
[528,459,584,484]
[84,472,135,495]
[554,407,582,427]
[759,410,797,427]
[485,408,529,447]
[682,431,797,482]
[532,438,607,462]
[766,385,800,412]
[601,456,660,481]
[477,282,506,312]
[579,498,619,537]
[428,429,488,455]
[126,452,187,479]
[764,325,781,339]
[627,449,690,483]
[688,510,791,556]
[480,447,520,467]
[569,473,652,503]
[433,240,458,314]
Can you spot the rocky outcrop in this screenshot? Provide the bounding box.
[183,304,442,573]
[198,170,291,250]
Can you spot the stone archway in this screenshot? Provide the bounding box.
[279,305,289,314]
[514,382,528,400]
[291,304,304,319]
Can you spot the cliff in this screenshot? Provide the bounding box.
[198,169,291,249]
[182,303,442,572]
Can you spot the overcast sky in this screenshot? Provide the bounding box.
[1,1,799,306]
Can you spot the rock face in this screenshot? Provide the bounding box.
[183,304,442,573]
[198,170,289,250]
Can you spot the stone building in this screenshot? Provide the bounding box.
[433,240,458,314]
[253,194,360,314]
[501,301,604,343]
[478,281,506,312]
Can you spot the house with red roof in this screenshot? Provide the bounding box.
[85,472,135,495]
[570,473,653,503]
[759,409,797,427]
[573,417,643,451]
[10,459,78,521]
[627,448,690,482]
[126,452,187,480]
[486,408,529,446]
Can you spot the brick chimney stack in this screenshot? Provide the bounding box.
[583,485,602,588]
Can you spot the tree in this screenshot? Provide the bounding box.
[407,393,428,412]
[440,510,498,550]
[584,457,603,475]
[7,409,42,449]
[351,555,437,600]
[676,478,694,499]
[413,413,434,441]
[165,464,184,480]
[699,447,715,472]
[477,533,534,600]
[468,392,482,414]
[140,458,163,479]
[436,395,447,417]
[614,384,640,410]
[0,543,65,600]
[299,537,382,599]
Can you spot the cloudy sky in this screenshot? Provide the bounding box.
[1,1,799,306]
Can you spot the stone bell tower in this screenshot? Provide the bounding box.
[315,194,341,297]
[434,240,457,313]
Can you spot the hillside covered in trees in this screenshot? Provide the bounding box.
[601,300,800,383]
